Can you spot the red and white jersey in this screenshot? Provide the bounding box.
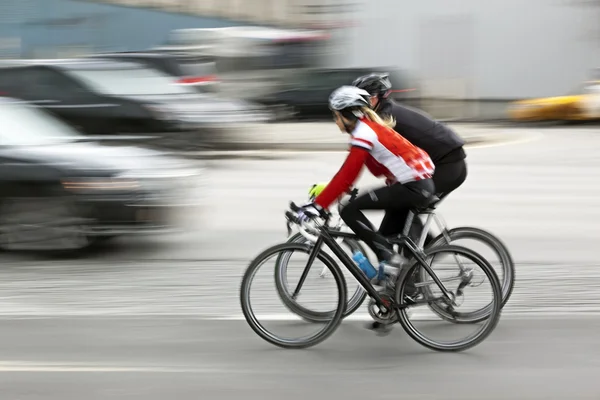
[313,118,434,210]
[351,118,434,183]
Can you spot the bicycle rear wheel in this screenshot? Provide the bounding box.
[395,245,502,352]
[275,232,368,322]
[240,242,347,349]
[427,226,515,309]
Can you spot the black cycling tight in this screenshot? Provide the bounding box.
[339,179,435,262]
[411,158,468,245]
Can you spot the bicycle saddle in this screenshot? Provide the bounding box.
[410,194,441,214]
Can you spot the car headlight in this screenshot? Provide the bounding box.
[61,177,140,192]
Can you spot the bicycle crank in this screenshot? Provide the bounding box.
[368,289,398,324]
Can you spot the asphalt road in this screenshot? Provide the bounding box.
[0,318,599,400]
[0,126,599,399]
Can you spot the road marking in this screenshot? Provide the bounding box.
[1,309,598,320]
[466,131,543,149]
[213,313,428,321]
[0,361,233,373]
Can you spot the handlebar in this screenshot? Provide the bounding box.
[285,201,326,242]
[287,186,360,241]
[289,201,301,213]
[285,211,320,242]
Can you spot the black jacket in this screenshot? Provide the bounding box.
[378,100,466,164]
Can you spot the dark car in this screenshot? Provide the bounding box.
[0,59,268,135]
[0,97,205,252]
[261,68,414,120]
[88,52,220,93]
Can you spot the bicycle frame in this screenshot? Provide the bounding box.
[292,216,457,312]
[298,187,452,251]
[404,208,452,249]
[292,199,454,278]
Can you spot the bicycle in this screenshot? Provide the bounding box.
[276,186,515,324]
[240,200,503,351]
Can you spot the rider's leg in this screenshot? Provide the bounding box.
[340,180,435,263]
[342,181,434,335]
[432,159,467,200]
[379,208,423,247]
[415,159,468,245]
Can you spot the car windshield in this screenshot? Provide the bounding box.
[0,101,81,146]
[65,66,194,96]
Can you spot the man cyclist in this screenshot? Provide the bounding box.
[353,72,468,244]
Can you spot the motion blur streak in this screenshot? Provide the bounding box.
[0,126,597,398]
[0,0,599,398]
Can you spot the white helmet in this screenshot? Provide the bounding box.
[329,85,371,111]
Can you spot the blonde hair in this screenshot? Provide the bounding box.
[360,107,396,129]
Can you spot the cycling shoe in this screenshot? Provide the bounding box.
[366,321,394,337]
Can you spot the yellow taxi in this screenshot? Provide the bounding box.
[508,81,600,122]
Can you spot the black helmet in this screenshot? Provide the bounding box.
[352,72,392,98]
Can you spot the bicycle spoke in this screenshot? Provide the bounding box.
[395,245,502,352]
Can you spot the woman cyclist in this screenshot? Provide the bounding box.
[352,73,467,244]
[296,85,436,274]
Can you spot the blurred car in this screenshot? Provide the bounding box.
[87,51,220,93]
[508,81,600,122]
[0,97,205,252]
[259,68,414,120]
[0,58,269,135]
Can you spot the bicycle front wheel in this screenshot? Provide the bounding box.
[275,232,368,322]
[240,242,347,349]
[395,245,502,352]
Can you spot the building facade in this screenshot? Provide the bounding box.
[0,0,249,58]
[346,0,600,100]
[1,0,597,104]
[92,0,357,28]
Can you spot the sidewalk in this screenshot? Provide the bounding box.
[205,122,534,151]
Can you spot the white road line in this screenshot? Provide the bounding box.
[0,361,236,373]
[466,131,544,149]
[0,309,596,320]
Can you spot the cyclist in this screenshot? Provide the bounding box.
[296,85,435,274]
[352,73,467,244]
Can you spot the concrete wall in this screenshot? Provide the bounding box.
[0,0,245,58]
[347,0,600,99]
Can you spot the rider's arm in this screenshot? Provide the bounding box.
[314,146,369,210]
[364,157,385,177]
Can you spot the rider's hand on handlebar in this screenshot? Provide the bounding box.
[297,202,327,223]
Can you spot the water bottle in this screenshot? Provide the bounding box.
[376,262,399,283]
[352,251,377,279]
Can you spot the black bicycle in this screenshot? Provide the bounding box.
[277,187,515,324]
[240,200,503,351]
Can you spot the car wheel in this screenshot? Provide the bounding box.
[0,196,95,253]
